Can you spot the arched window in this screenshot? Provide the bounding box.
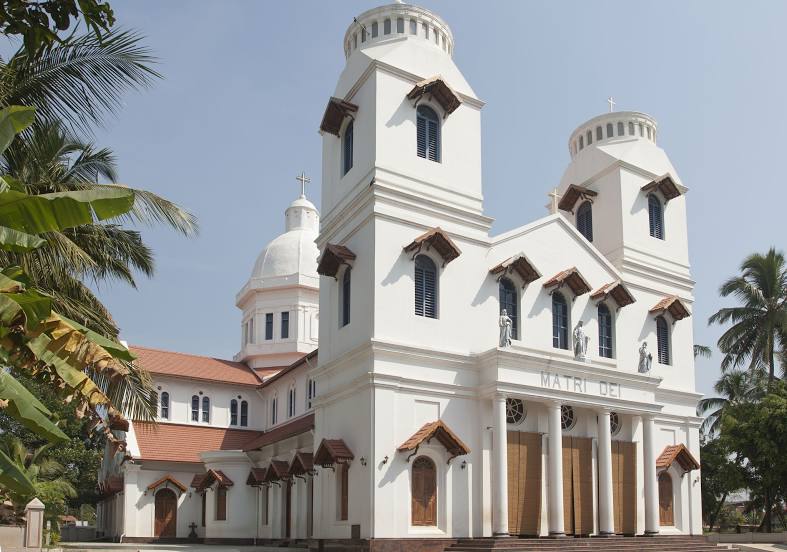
[191,395,199,422]
[307,378,316,409]
[361,27,367,42]
[586,130,592,145]
[499,278,518,340]
[409,19,417,35]
[240,400,248,427]
[606,123,614,138]
[596,126,603,141]
[598,304,613,358]
[160,392,169,420]
[648,194,664,239]
[411,456,437,526]
[230,399,238,426]
[422,22,429,39]
[383,18,391,35]
[414,255,438,318]
[271,394,278,425]
[617,121,624,136]
[552,292,569,350]
[656,316,670,365]
[371,21,378,38]
[396,17,404,33]
[578,135,584,150]
[342,121,353,175]
[202,396,210,423]
[576,201,593,242]
[288,386,296,418]
[416,105,440,162]
[658,472,674,525]
[628,121,635,135]
[340,267,351,327]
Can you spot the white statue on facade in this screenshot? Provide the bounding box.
[573,321,589,361]
[638,342,653,373]
[499,309,513,348]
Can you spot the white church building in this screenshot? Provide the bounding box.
[97,1,705,549]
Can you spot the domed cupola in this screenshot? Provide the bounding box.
[235,175,320,370]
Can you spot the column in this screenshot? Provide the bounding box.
[643,415,660,535]
[492,395,509,536]
[546,401,565,536]
[597,410,615,536]
[123,463,140,538]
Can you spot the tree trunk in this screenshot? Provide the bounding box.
[708,493,728,533]
[768,331,775,390]
[764,488,773,533]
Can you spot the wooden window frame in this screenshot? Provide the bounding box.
[411,455,437,527]
[552,292,569,350]
[598,303,613,358]
[414,254,438,318]
[216,486,227,521]
[160,391,169,420]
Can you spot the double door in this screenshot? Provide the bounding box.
[611,440,637,534]
[562,436,593,535]
[506,431,542,536]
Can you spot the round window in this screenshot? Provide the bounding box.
[561,405,576,430]
[610,412,621,435]
[505,398,526,425]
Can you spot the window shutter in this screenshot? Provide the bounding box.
[499,278,518,340]
[552,294,568,349]
[343,122,353,175]
[577,201,593,242]
[657,317,670,364]
[598,304,613,358]
[428,119,440,162]
[417,115,427,158]
[230,399,238,425]
[340,464,349,521]
[415,256,437,318]
[649,195,664,239]
[342,269,351,326]
[216,487,227,521]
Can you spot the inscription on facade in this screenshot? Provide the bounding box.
[540,371,622,398]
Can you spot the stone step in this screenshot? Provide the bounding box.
[444,536,738,552]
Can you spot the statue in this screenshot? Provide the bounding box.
[499,309,513,348]
[638,342,653,373]
[573,321,589,361]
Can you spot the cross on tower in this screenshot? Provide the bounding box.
[547,187,561,214]
[296,171,311,198]
[607,97,616,113]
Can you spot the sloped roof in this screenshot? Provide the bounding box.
[398,419,470,461]
[314,439,354,467]
[131,346,261,386]
[558,184,597,214]
[650,296,691,321]
[146,474,187,493]
[242,413,315,451]
[195,469,233,492]
[246,468,267,486]
[591,281,636,308]
[133,421,263,463]
[319,97,358,136]
[656,444,700,472]
[317,244,356,278]
[403,227,461,266]
[264,460,290,482]
[642,173,684,201]
[543,267,592,297]
[489,253,540,286]
[407,76,461,115]
[289,452,314,476]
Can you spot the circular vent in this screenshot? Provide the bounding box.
[506,398,526,425]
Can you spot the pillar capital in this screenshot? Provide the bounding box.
[545,398,562,409]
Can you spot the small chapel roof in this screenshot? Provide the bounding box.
[649,295,691,321]
[543,267,592,297]
[130,345,262,387]
[146,474,187,493]
[289,452,314,477]
[407,76,462,116]
[133,421,263,464]
[314,438,354,468]
[195,469,233,492]
[246,468,267,487]
[641,173,686,202]
[591,281,636,308]
[489,253,541,286]
[403,227,461,266]
[398,419,470,462]
[558,184,598,214]
[319,97,358,136]
[264,460,291,483]
[656,444,700,472]
[242,412,315,451]
[316,244,356,278]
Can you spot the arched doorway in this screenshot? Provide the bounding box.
[154,488,177,538]
[658,472,674,526]
[411,456,436,526]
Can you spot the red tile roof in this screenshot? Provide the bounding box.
[242,413,315,451]
[289,452,314,476]
[398,419,470,461]
[195,469,233,491]
[133,421,263,463]
[146,474,187,493]
[591,281,636,308]
[314,438,354,467]
[489,253,541,286]
[656,444,700,472]
[543,267,591,297]
[131,345,261,386]
[246,468,267,486]
[403,227,462,266]
[649,295,691,321]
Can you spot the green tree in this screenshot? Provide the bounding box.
[720,381,787,532]
[697,370,764,437]
[709,248,787,388]
[0,436,77,525]
[700,437,745,532]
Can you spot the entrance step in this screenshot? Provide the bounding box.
[444,535,740,552]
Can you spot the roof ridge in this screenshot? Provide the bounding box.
[131,344,262,384]
[133,420,263,433]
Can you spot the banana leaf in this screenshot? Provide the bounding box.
[58,314,136,362]
[0,447,34,495]
[0,370,68,443]
[0,106,35,155]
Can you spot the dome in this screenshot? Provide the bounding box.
[251,227,319,281]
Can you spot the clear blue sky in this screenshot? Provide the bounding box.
[81,1,785,397]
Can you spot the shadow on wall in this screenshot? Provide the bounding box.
[386,96,415,130]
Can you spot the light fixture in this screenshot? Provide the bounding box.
[360,457,367,466]
[381,455,389,465]
[461,460,467,470]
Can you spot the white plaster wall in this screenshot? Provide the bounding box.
[202,452,256,540]
[257,365,314,429]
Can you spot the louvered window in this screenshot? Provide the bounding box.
[577,201,593,242]
[414,255,438,318]
[202,396,210,423]
[648,194,664,239]
[281,311,290,339]
[341,267,351,327]
[191,395,199,422]
[552,292,569,349]
[271,396,278,425]
[606,123,614,138]
[656,316,670,365]
[230,399,238,426]
[160,392,169,419]
[598,304,613,358]
[499,278,519,340]
[617,122,624,136]
[416,105,441,162]
[265,313,273,340]
[240,400,248,426]
[342,121,353,175]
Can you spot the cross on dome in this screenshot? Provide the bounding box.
[296,171,311,198]
[607,97,616,113]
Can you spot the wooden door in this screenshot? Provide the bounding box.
[285,480,292,538]
[412,456,437,526]
[154,489,177,538]
[507,432,542,535]
[562,436,593,535]
[611,441,637,534]
[658,472,674,525]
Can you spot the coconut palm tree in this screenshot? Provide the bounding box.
[697,370,765,437]
[708,248,787,388]
[0,437,77,524]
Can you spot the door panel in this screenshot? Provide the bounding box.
[507,431,542,536]
[658,472,674,525]
[611,441,637,535]
[562,436,574,535]
[154,489,177,538]
[571,437,593,535]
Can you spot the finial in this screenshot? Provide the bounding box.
[394,0,404,3]
[295,171,311,198]
[607,97,616,113]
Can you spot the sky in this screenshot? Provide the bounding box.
[53,1,787,397]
